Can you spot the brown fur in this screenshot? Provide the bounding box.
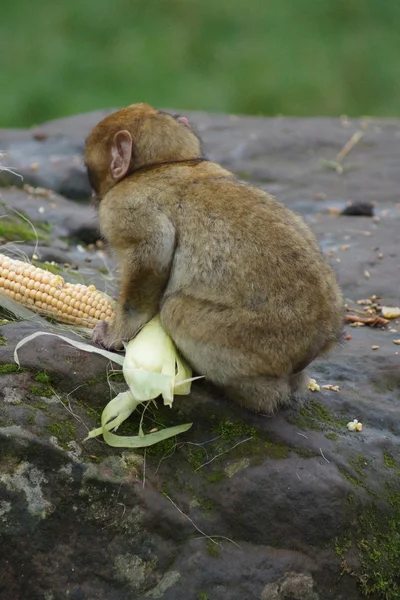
[85,103,343,414]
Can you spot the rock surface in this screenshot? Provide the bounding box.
[0,110,400,600]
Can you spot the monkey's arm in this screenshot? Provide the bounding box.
[93,210,176,350]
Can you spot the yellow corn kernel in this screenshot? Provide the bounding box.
[0,253,115,328]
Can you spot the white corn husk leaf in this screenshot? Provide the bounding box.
[14,318,198,448]
[122,315,198,407]
[14,331,124,366]
[84,390,192,447]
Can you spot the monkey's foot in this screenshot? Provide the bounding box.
[92,320,124,351]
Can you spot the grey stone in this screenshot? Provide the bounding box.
[1,109,399,600]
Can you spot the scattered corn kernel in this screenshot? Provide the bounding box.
[381,306,400,319]
[347,419,363,432]
[321,384,340,392]
[307,378,320,392]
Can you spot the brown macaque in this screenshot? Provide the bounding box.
[85,103,343,414]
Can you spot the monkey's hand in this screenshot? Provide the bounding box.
[92,320,124,351]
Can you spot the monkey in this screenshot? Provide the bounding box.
[84,103,343,414]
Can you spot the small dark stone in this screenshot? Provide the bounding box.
[340,201,375,216]
[32,131,48,141]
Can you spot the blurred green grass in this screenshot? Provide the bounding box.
[1,0,400,127]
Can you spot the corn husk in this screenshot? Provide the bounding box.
[14,317,199,448]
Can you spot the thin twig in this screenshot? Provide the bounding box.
[0,161,23,181]
[142,448,147,489]
[196,437,253,471]
[52,388,91,434]
[138,400,152,435]
[345,314,389,327]
[0,242,30,263]
[346,307,375,317]
[164,494,240,548]
[9,206,40,259]
[154,437,223,475]
[154,439,178,475]
[183,436,221,447]
[336,131,364,163]
[320,448,330,463]
[296,432,309,439]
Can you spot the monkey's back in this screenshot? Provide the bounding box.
[122,162,343,370]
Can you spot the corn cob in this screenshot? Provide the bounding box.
[0,253,114,328]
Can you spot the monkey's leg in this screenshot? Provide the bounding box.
[222,375,295,414]
[289,370,308,397]
[223,368,309,414]
[161,297,306,414]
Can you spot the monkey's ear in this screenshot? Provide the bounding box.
[176,116,190,128]
[110,130,133,180]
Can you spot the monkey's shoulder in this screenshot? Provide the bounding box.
[98,183,172,243]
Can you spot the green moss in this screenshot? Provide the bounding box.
[193,496,215,513]
[30,385,54,397]
[183,416,297,475]
[37,222,52,233]
[335,453,400,599]
[347,492,355,506]
[206,540,219,558]
[107,371,126,383]
[34,372,51,384]
[26,410,36,425]
[0,218,48,242]
[349,456,369,480]
[294,447,318,459]
[161,483,170,498]
[356,497,400,599]
[0,319,10,325]
[45,420,76,449]
[308,400,336,421]
[33,403,47,410]
[76,400,103,424]
[87,455,102,463]
[191,416,271,468]
[197,593,209,600]
[0,336,7,346]
[187,447,207,470]
[146,437,177,460]
[212,418,257,442]
[0,363,22,374]
[338,466,366,489]
[207,472,225,483]
[383,451,397,470]
[264,440,290,459]
[225,458,250,477]
[290,400,347,431]
[334,534,352,558]
[325,432,340,441]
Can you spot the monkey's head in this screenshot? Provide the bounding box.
[85,103,203,199]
